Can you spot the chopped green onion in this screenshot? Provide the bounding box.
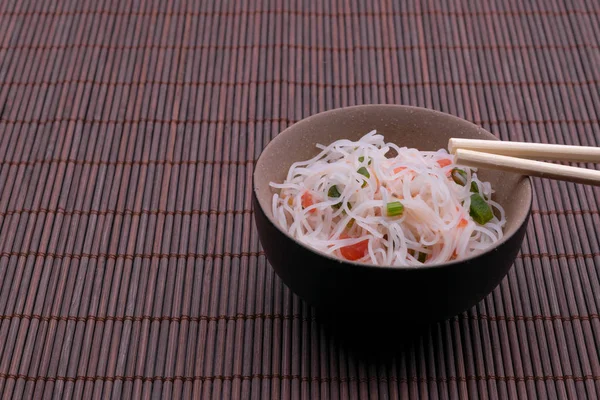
[328,185,342,209]
[358,156,372,165]
[357,166,370,187]
[386,201,404,217]
[469,193,493,225]
[346,218,355,228]
[328,185,341,198]
[451,168,468,186]
[357,167,370,178]
[453,168,481,194]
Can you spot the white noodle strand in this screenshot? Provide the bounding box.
[269,131,506,266]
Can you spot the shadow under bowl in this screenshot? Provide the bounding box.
[253,105,532,323]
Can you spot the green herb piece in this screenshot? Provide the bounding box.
[328,185,341,198]
[357,167,370,178]
[386,201,404,217]
[417,252,427,263]
[451,168,468,186]
[469,193,493,225]
[358,156,372,165]
[328,185,342,209]
[470,181,479,193]
[357,166,370,187]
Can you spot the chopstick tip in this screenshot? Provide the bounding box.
[447,138,457,154]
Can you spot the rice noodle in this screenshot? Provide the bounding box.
[269,130,506,266]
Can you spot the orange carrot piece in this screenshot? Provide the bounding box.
[301,192,316,213]
[437,159,452,168]
[339,234,369,261]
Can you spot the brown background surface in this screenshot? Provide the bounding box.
[0,0,599,399]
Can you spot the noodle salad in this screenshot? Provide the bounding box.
[269,130,506,266]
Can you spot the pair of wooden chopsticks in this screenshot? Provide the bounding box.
[448,138,600,186]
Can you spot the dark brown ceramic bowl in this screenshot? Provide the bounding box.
[253,105,532,322]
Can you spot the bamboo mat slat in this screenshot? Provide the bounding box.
[0,0,600,398]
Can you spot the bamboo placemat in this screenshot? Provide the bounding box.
[0,0,599,398]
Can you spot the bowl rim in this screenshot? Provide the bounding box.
[253,104,533,271]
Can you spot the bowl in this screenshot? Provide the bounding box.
[252,105,532,322]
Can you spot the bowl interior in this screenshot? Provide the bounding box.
[254,105,532,267]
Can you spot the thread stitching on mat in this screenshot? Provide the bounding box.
[0,8,598,18]
[0,313,314,323]
[1,43,599,52]
[0,313,597,324]
[531,209,600,216]
[0,158,255,168]
[460,314,600,322]
[0,207,594,219]
[0,116,293,125]
[1,79,598,88]
[517,253,600,260]
[0,373,598,384]
[2,116,599,127]
[0,250,596,261]
[0,208,253,218]
[0,250,266,260]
